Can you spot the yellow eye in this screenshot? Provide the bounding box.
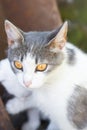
[36,64,47,72]
[14,61,23,70]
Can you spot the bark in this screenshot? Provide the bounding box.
[1,0,62,31]
[0,98,15,130]
[0,2,7,59]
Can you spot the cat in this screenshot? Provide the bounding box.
[4,20,87,130]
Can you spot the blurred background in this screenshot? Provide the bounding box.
[58,0,87,52]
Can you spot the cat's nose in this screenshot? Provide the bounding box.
[23,81,32,87]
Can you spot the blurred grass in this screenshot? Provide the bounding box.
[58,0,87,52]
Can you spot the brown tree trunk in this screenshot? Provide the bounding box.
[0,2,7,59]
[0,98,15,130]
[1,0,62,31]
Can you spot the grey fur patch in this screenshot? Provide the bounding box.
[7,31,64,72]
[67,86,87,129]
[8,45,28,62]
[66,47,76,65]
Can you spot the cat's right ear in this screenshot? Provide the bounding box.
[47,21,68,52]
[4,20,24,47]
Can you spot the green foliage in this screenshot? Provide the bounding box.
[59,0,87,52]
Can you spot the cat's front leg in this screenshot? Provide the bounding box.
[22,108,41,130]
[6,97,27,114]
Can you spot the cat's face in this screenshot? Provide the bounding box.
[5,20,68,89]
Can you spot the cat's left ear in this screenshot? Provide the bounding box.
[48,21,68,52]
[4,20,24,47]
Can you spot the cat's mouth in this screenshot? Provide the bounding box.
[22,79,43,89]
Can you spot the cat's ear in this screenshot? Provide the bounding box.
[4,20,24,47]
[48,21,68,52]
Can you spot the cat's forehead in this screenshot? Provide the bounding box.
[23,54,36,67]
[23,31,57,63]
[24,31,50,47]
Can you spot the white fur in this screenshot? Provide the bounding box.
[16,54,47,88]
[21,108,40,130]
[0,59,30,98]
[15,42,87,130]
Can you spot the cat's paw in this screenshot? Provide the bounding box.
[6,98,23,114]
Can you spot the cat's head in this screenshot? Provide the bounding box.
[5,20,68,89]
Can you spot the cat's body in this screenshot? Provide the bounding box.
[4,20,87,130]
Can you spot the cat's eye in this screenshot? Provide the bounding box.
[36,64,47,72]
[14,61,23,70]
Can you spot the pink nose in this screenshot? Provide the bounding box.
[23,81,32,87]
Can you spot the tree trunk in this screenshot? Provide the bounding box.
[1,0,62,31]
[0,98,15,130]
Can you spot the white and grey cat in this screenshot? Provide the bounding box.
[4,20,87,130]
